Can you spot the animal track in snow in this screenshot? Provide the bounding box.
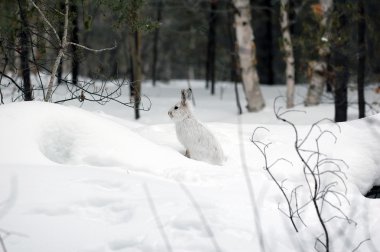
[79,178,128,192]
[73,197,135,224]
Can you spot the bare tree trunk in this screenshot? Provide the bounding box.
[252,0,274,85]
[206,0,218,94]
[57,1,64,85]
[57,58,63,84]
[280,0,295,108]
[0,41,8,104]
[187,28,196,106]
[43,0,69,102]
[228,7,242,115]
[129,30,142,120]
[18,0,33,101]
[305,0,333,106]
[357,0,365,119]
[152,0,162,87]
[233,0,265,112]
[71,1,79,85]
[333,0,348,122]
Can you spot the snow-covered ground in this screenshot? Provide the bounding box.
[0,80,380,252]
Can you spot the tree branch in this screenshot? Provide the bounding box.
[29,0,61,43]
[67,41,117,53]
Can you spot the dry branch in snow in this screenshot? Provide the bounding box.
[251,97,367,252]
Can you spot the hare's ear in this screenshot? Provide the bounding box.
[181,90,186,105]
[181,88,192,105]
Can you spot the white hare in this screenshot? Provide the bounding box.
[168,88,224,165]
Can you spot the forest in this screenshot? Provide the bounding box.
[1,1,380,252]
[1,0,380,119]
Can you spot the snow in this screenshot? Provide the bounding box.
[0,80,380,252]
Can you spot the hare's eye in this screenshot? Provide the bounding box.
[174,106,178,110]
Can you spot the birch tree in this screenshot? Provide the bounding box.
[233,0,265,112]
[279,0,295,108]
[305,0,333,106]
[29,0,116,102]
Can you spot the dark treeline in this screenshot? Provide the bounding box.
[85,0,380,84]
[2,0,380,83]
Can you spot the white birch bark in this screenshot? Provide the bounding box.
[30,0,69,102]
[280,0,295,108]
[305,0,333,106]
[233,0,265,112]
[29,0,117,102]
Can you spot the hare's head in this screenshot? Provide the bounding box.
[168,88,193,122]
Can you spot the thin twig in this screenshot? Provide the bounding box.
[272,96,354,251]
[251,132,299,232]
[351,238,371,252]
[0,70,24,93]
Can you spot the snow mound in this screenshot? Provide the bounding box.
[0,102,233,184]
[1,101,380,190]
[337,115,380,193]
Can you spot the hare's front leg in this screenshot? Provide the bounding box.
[185,149,190,158]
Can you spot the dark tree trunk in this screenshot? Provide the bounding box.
[57,1,64,85]
[228,8,237,83]
[206,0,218,94]
[332,0,349,122]
[334,54,349,122]
[71,2,79,85]
[57,60,63,84]
[228,6,242,115]
[152,0,162,86]
[288,0,296,34]
[129,54,134,99]
[251,0,274,84]
[17,0,32,101]
[357,0,366,119]
[0,41,7,104]
[129,31,142,120]
[110,48,118,78]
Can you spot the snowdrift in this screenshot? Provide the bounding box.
[0,101,379,252]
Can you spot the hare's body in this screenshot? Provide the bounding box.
[175,117,224,165]
[168,89,224,165]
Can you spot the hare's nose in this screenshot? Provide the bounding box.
[168,111,172,117]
